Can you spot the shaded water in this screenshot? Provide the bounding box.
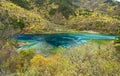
[12,33,116,51]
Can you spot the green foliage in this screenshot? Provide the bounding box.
[114,36,120,51]
[49,8,57,16]
[49,0,77,19]
[115,37,120,43]
[58,4,75,19]
[9,0,32,9]
[11,18,25,30]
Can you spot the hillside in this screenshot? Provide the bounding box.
[0,0,120,76]
[0,1,43,48]
[0,0,69,48]
[0,0,120,47]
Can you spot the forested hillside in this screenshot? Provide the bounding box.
[1,0,120,47]
[1,0,120,35]
[0,0,120,76]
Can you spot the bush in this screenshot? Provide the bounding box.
[2,42,119,76]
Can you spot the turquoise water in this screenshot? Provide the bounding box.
[12,33,116,51]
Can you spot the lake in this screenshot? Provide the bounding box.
[12,33,116,51]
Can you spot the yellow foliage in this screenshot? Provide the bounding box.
[30,55,57,66]
[1,1,21,10]
[27,53,71,76]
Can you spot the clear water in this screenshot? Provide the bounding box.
[12,33,116,51]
